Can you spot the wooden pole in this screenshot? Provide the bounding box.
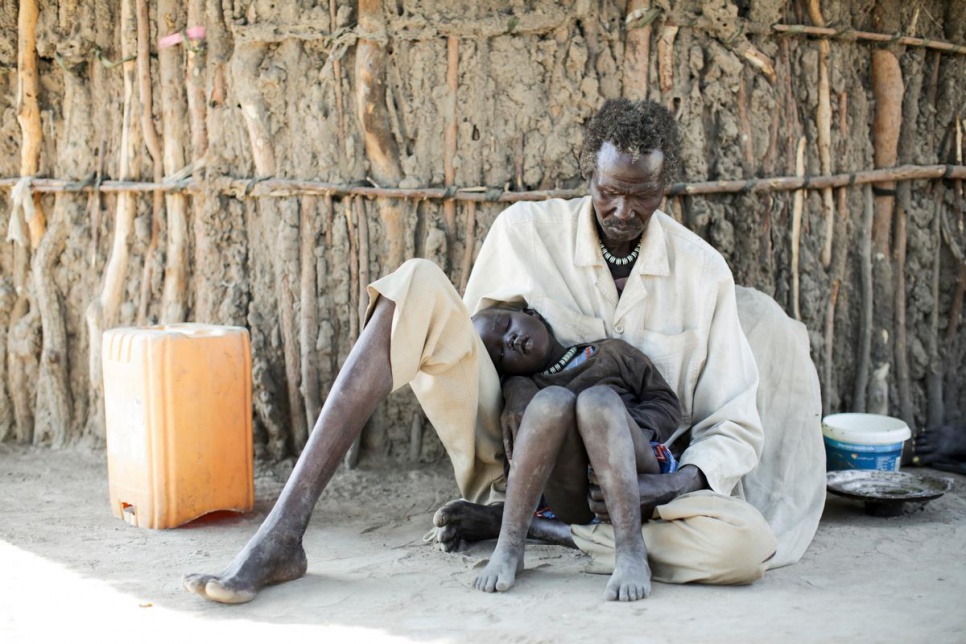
[854,184,875,413]
[772,24,966,55]
[790,136,806,321]
[657,23,678,105]
[807,0,835,268]
[442,35,460,270]
[135,0,166,325]
[926,186,944,425]
[17,0,45,247]
[159,0,189,323]
[299,196,322,437]
[86,0,141,437]
[328,0,347,157]
[4,165,966,200]
[622,0,653,101]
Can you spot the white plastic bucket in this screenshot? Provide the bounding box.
[822,413,911,472]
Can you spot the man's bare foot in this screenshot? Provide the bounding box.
[432,501,503,552]
[183,533,307,604]
[913,425,966,469]
[604,554,652,602]
[474,542,525,593]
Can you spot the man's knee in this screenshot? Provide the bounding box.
[398,257,449,286]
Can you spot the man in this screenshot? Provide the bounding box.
[184,99,824,604]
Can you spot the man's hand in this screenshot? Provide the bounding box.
[587,464,708,522]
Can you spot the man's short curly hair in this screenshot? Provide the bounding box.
[579,99,682,187]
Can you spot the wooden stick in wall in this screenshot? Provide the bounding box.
[790,136,806,321]
[86,0,141,424]
[135,0,165,325]
[926,185,944,425]
[871,48,903,255]
[622,0,652,101]
[807,0,835,267]
[443,35,459,270]
[459,201,476,294]
[159,0,189,323]
[300,196,322,435]
[186,0,208,161]
[657,23,678,105]
[854,184,875,413]
[822,279,840,417]
[328,0,346,156]
[16,0,44,247]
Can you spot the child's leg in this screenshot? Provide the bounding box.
[475,386,576,593]
[575,386,652,601]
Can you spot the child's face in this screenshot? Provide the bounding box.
[472,308,552,376]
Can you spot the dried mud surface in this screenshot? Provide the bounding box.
[0,0,964,463]
[2,444,965,642]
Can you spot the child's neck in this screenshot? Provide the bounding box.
[541,338,574,372]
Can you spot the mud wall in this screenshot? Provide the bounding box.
[1,0,964,463]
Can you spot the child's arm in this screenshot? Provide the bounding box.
[500,376,540,461]
[617,346,682,443]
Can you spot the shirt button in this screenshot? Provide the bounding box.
[615,325,624,334]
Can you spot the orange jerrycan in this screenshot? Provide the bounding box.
[103,324,254,529]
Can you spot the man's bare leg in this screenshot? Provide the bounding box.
[183,299,396,604]
[576,387,654,601]
[474,388,576,592]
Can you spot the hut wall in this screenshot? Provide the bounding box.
[1,0,965,462]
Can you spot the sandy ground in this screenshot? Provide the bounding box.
[1,443,964,644]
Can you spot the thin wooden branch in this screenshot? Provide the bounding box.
[328,0,346,157]
[442,35,460,270]
[773,24,966,55]
[790,136,806,321]
[823,279,840,417]
[277,200,307,453]
[854,184,875,413]
[299,196,322,438]
[17,0,45,247]
[356,196,371,332]
[4,165,966,200]
[136,0,165,325]
[622,0,652,101]
[737,74,753,174]
[186,0,208,162]
[807,1,835,268]
[343,196,360,468]
[927,185,944,425]
[657,23,678,103]
[30,211,71,446]
[871,49,903,255]
[159,0,189,323]
[459,201,476,294]
[895,52,924,432]
[86,0,140,435]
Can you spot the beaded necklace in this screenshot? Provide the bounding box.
[541,346,579,375]
[599,239,642,266]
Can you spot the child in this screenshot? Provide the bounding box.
[470,305,681,601]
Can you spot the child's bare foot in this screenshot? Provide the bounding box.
[604,554,652,602]
[474,542,525,593]
[183,533,307,604]
[433,500,503,552]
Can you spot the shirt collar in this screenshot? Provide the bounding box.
[574,197,671,277]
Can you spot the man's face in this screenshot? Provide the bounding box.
[589,142,665,248]
[472,309,552,376]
